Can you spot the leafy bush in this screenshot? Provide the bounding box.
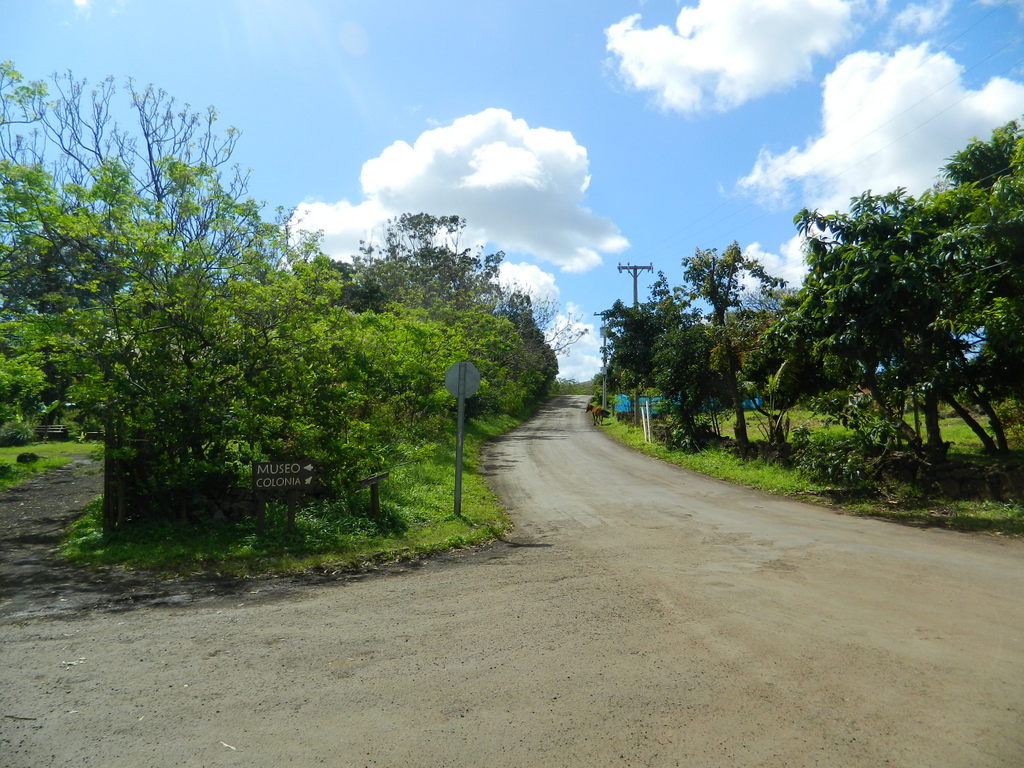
[996,398,1024,450]
[791,425,871,488]
[0,421,33,447]
[810,390,900,450]
[657,412,725,452]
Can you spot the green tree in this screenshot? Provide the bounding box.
[643,275,722,448]
[793,190,949,458]
[938,119,1024,452]
[604,297,660,400]
[944,119,1021,189]
[494,290,559,406]
[350,211,562,406]
[683,242,784,448]
[0,348,45,422]
[352,212,503,315]
[792,176,1019,459]
[0,65,312,528]
[739,288,821,445]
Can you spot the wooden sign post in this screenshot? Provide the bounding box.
[251,460,324,535]
[358,472,390,517]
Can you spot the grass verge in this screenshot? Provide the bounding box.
[61,414,520,576]
[0,442,100,491]
[733,407,1024,463]
[600,418,1024,536]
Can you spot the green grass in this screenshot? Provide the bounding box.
[0,442,101,491]
[61,415,519,576]
[735,407,1024,462]
[602,418,827,496]
[601,418,1024,536]
[841,497,1024,534]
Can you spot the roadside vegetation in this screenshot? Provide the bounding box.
[62,415,515,575]
[597,118,1024,534]
[0,62,577,572]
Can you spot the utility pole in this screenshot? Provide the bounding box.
[593,311,609,411]
[617,263,652,307]
[617,263,652,425]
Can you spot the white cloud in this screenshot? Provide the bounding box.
[605,0,856,113]
[890,0,953,37]
[290,197,389,263]
[744,235,808,290]
[739,44,1024,211]
[555,303,602,381]
[498,261,559,303]
[293,108,628,272]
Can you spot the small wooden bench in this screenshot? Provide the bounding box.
[33,425,70,441]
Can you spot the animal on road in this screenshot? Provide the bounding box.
[585,403,609,425]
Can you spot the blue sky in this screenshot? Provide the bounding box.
[5,0,1024,379]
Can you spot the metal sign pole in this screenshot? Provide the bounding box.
[445,361,480,520]
[454,364,466,518]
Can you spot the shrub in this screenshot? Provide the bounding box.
[659,412,724,452]
[791,425,871,488]
[996,398,1024,450]
[0,421,34,447]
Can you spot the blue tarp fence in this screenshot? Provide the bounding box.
[612,395,763,414]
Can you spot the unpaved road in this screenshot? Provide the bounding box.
[2,396,1022,767]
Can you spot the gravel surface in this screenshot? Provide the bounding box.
[1,396,1022,767]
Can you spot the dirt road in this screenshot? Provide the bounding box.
[2,395,1022,767]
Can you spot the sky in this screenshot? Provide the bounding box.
[4,0,1024,379]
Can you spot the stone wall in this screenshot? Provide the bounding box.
[925,462,1024,501]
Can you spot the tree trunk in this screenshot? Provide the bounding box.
[102,413,115,535]
[725,351,748,447]
[115,415,126,528]
[864,382,919,451]
[102,412,127,534]
[976,393,1009,453]
[943,392,998,455]
[922,388,947,461]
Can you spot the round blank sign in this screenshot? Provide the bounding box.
[444,361,481,398]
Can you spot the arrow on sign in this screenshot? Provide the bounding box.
[252,460,325,493]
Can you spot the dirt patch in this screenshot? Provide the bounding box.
[0,457,247,620]
[0,458,502,622]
